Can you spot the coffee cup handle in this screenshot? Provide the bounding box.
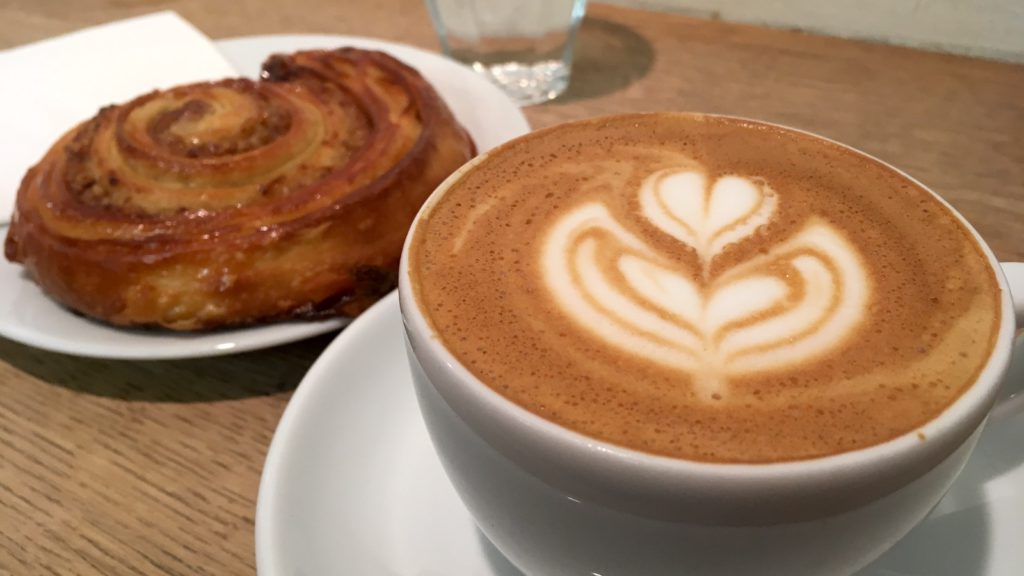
[989,261,1024,421]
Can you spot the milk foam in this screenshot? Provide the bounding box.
[639,170,778,277]
[541,168,871,398]
[412,113,1001,462]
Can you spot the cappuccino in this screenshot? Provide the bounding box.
[408,113,1000,463]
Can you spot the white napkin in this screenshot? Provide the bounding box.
[0,11,237,223]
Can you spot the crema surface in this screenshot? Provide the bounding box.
[409,114,1000,463]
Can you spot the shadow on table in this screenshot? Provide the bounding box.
[0,331,337,402]
[557,16,655,103]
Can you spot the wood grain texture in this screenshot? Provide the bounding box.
[0,333,335,575]
[0,1,1022,574]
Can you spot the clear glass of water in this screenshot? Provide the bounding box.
[425,0,587,106]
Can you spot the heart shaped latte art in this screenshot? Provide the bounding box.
[540,168,871,399]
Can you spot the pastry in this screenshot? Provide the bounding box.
[4,48,476,330]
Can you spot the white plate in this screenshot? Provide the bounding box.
[256,292,1024,576]
[0,34,529,359]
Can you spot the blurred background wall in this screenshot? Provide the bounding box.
[611,0,1024,62]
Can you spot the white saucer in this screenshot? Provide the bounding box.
[256,292,1024,575]
[0,35,529,359]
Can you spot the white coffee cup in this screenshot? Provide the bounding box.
[398,117,1024,576]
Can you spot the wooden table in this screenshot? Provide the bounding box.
[1,1,1022,574]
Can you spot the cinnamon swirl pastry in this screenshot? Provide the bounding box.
[4,48,476,330]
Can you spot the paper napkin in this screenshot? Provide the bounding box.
[0,11,237,223]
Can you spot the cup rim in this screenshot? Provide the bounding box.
[398,112,1015,499]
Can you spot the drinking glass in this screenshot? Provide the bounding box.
[425,0,587,106]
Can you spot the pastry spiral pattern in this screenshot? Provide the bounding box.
[4,48,476,330]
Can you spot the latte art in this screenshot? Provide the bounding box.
[409,113,1000,463]
[542,169,870,398]
[640,170,778,276]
